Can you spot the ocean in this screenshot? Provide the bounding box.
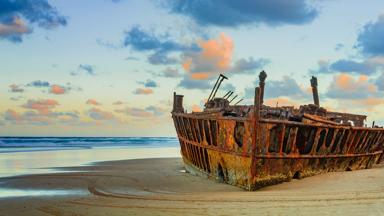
[0,137,180,178]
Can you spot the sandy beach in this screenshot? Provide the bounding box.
[0,158,383,216]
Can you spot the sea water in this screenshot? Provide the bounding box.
[0,137,180,178]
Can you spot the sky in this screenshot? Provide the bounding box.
[1,0,384,136]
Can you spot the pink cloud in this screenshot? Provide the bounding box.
[182,33,233,80]
[86,99,101,106]
[133,88,154,95]
[191,104,202,112]
[4,109,22,121]
[50,84,66,94]
[87,108,114,120]
[0,16,30,37]
[22,99,59,114]
[327,73,378,99]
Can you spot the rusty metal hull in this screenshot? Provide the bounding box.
[172,113,384,190]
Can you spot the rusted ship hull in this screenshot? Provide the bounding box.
[171,72,384,190]
[172,113,383,190]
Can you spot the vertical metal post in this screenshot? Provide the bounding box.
[172,92,176,112]
[251,87,261,181]
[259,71,267,106]
[311,76,320,106]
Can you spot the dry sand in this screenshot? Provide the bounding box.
[0,158,383,216]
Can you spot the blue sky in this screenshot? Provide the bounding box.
[1,0,384,136]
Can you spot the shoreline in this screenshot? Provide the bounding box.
[0,158,383,215]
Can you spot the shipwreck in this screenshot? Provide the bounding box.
[171,71,384,190]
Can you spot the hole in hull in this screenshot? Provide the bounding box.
[217,164,225,182]
[293,171,302,179]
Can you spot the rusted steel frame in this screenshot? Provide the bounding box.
[340,129,353,154]
[184,117,193,141]
[192,118,203,143]
[199,119,207,145]
[357,131,370,153]
[191,144,200,169]
[372,132,384,149]
[255,151,382,159]
[178,117,188,140]
[173,117,181,136]
[366,131,381,152]
[330,129,344,154]
[323,128,336,154]
[263,125,271,154]
[185,118,197,142]
[180,136,250,158]
[199,146,208,171]
[260,119,384,131]
[184,142,191,162]
[187,117,198,142]
[278,124,286,154]
[346,130,360,153]
[206,120,214,146]
[287,127,298,154]
[185,142,193,164]
[310,128,324,154]
[194,145,203,169]
[251,87,261,177]
[175,113,384,132]
[179,136,383,159]
[174,112,248,122]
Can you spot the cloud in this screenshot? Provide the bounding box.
[22,99,59,114]
[86,99,101,106]
[113,101,124,105]
[145,105,167,116]
[49,84,66,95]
[191,104,202,112]
[9,95,24,101]
[133,88,154,95]
[77,64,96,75]
[115,105,166,118]
[4,108,80,125]
[375,72,384,91]
[87,108,114,121]
[9,84,24,93]
[125,56,139,61]
[230,57,270,74]
[264,76,307,99]
[4,109,22,122]
[244,76,309,100]
[326,74,378,99]
[356,15,384,56]
[178,76,212,90]
[123,26,194,52]
[147,51,179,65]
[0,0,67,42]
[27,80,50,87]
[182,33,233,79]
[161,67,182,78]
[310,59,383,75]
[0,16,30,42]
[264,97,301,108]
[330,59,376,75]
[138,79,158,88]
[123,26,198,65]
[164,0,318,27]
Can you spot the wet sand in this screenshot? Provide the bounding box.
[0,158,383,216]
